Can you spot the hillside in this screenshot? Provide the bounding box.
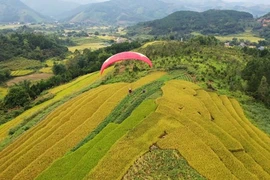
[0,0,50,23]
[0,71,269,179]
[0,38,270,179]
[61,0,171,25]
[127,9,254,37]
[254,12,270,40]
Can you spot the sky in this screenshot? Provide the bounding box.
[61,0,270,5]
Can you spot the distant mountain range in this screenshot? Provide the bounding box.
[0,0,49,23]
[1,0,270,25]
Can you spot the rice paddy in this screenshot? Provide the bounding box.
[0,76,269,179]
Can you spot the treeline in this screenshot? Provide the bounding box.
[127,9,254,38]
[242,48,270,105]
[2,41,142,109]
[0,30,68,61]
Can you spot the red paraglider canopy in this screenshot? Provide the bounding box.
[100,51,153,74]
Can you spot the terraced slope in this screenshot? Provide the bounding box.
[84,80,270,180]
[0,77,269,179]
[0,72,165,180]
[0,68,114,143]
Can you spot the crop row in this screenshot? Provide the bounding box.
[157,81,270,179]
[57,99,155,180]
[36,123,119,180]
[85,112,173,180]
[196,90,270,174]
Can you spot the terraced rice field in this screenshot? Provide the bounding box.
[11,70,35,76]
[0,71,165,180]
[0,77,269,179]
[0,71,102,142]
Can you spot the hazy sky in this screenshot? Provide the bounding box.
[61,0,270,5]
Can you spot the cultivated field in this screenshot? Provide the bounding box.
[0,71,165,180]
[0,76,269,179]
[215,30,264,42]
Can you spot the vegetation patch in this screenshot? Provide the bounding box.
[123,149,205,180]
[242,102,270,135]
[0,87,7,100]
[0,57,43,71]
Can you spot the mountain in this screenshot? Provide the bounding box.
[21,0,80,18]
[127,9,254,37]
[61,0,171,25]
[254,12,270,40]
[58,0,270,25]
[0,0,50,23]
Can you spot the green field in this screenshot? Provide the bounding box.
[68,36,111,52]
[68,43,107,52]
[0,57,43,71]
[11,70,35,76]
[215,30,264,42]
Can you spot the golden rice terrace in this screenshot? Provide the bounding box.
[0,72,269,180]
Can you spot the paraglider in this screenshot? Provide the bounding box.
[100,51,153,74]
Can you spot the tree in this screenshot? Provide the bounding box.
[257,76,269,102]
[4,86,31,108]
[52,63,66,75]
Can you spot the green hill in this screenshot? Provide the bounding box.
[127,9,254,37]
[0,0,50,23]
